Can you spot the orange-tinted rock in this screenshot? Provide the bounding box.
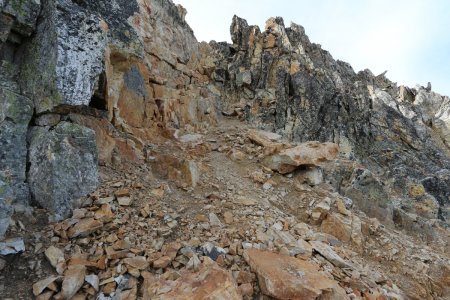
[244,249,348,300]
[67,218,102,238]
[247,129,288,155]
[153,256,172,269]
[60,265,86,299]
[321,213,364,248]
[321,213,352,242]
[114,188,130,197]
[142,261,241,300]
[117,70,146,128]
[162,242,182,260]
[123,256,149,270]
[69,114,116,165]
[94,204,114,222]
[115,138,141,162]
[152,154,199,187]
[262,142,339,174]
[238,283,254,297]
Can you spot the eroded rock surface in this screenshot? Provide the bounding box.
[206,15,450,225]
[1,1,450,300]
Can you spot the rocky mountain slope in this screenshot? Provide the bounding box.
[0,0,449,299]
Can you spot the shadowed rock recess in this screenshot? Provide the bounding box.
[1,0,449,299]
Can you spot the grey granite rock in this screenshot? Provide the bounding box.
[0,237,25,255]
[20,0,108,113]
[28,122,99,221]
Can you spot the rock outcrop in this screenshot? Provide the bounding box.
[28,122,99,221]
[0,0,219,228]
[207,15,450,226]
[1,1,450,299]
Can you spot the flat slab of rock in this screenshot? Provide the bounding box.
[123,256,149,270]
[309,241,352,269]
[247,129,288,155]
[117,196,133,206]
[0,238,25,255]
[248,129,282,143]
[142,261,241,299]
[32,276,61,296]
[262,142,339,174]
[244,249,348,300]
[178,134,204,145]
[321,213,352,243]
[60,265,86,299]
[44,246,64,269]
[67,218,102,238]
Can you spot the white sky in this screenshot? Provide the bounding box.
[174,0,450,96]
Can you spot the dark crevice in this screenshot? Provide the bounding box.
[89,71,107,110]
[89,94,107,111]
[25,108,37,206]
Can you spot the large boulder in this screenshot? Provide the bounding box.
[244,249,348,299]
[142,260,241,299]
[28,122,99,221]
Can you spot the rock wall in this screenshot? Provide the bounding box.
[207,16,450,225]
[0,0,219,235]
[1,0,41,237]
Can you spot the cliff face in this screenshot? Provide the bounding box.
[0,0,218,231]
[209,16,450,226]
[1,1,450,299]
[1,0,449,240]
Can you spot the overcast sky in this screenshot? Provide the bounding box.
[174,0,450,96]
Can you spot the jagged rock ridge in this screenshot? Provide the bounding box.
[0,1,450,299]
[209,15,450,225]
[1,0,449,244]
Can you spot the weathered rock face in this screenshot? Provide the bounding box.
[0,88,33,237]
[0,175,13,239]
[21,0,108,113]
[0,0,40,44]
[1,0,40,235]
[208,15,450,225]
[0,88,33,205]
[0,0,220,229]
